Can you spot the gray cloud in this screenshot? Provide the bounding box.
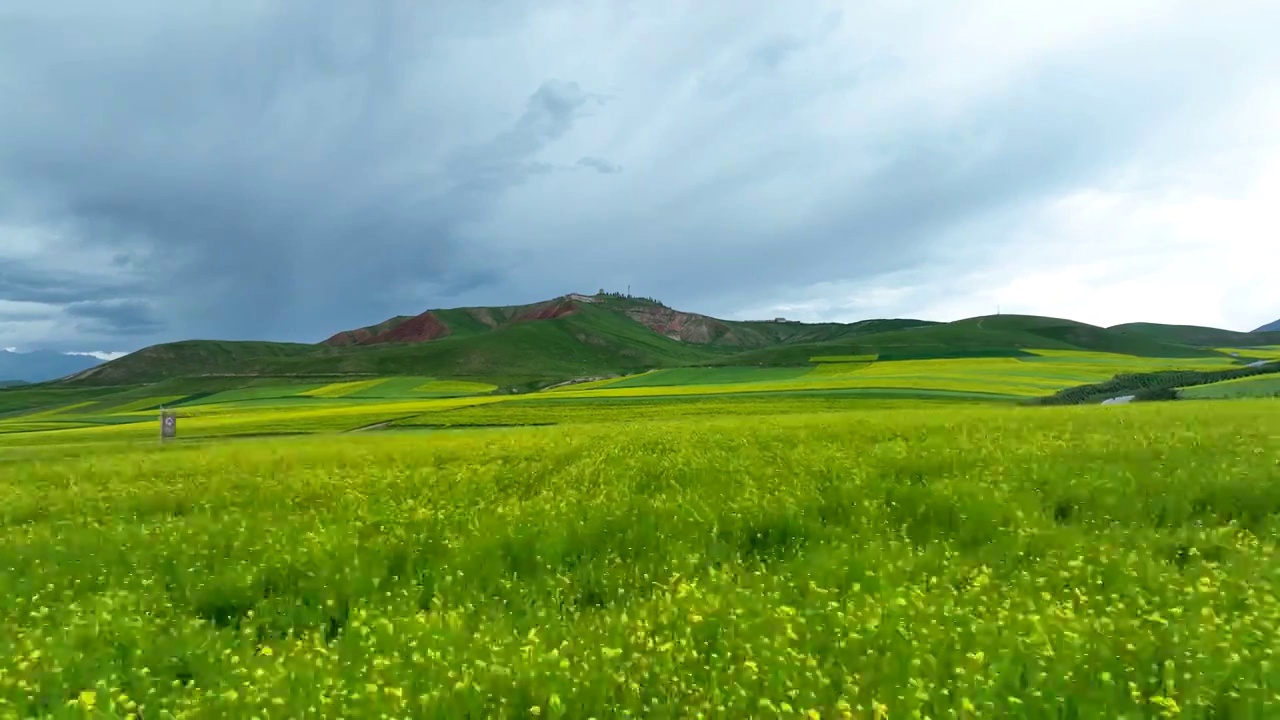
[1,1,1278,351]
[576,156,622,175]
[64,300,164,336]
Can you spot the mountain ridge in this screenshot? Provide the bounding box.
[50,293,1280,388]
[1255,318,1280,333]
[1,349,103,384]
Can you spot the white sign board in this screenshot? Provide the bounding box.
[160,410,177,440]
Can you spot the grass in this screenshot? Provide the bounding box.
[603,367,813,388]
[301,379,389,398]
[2,350,1261,443]
[0,398,510,446]
[1181,375,1280,399]
[62,303,735,389]
[1040,361,1280,405]
[388,394,992,429]
[531,359,1116,401]
[1109,322,1280,349]
[2,400,1280,717]
[412,379,500,395]
[1215,346,1280,361]
[811,354,879,363]
[713,315,1225,367]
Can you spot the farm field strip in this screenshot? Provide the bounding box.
[1,351,1262,443]
[809,354,878,362]
[17,400,98,419]
[102,395,192,414]
[1215,347,1280,361]
[327,377,500,399]
[541,371,657,392]
[0,397,514,446]
[388,394,1001,429]
[412,379,499,395]
[301,379,389,398]
[1022,348,1239,366]
[602,367,814,388]
[2,401,1279,716]
[550,368,1089,399]
[1181,375,1280,399]
[161,385,331,407]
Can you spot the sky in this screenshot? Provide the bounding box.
[2,1,1279,355]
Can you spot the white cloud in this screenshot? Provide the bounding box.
[64,351,126,361]
[745,65,1280,331]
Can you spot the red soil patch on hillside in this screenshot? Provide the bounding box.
[625,306,731,344]
[514,299,578,323]
[323,329,374,347]
[363,311,451,344]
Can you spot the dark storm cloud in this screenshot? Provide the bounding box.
[0,260,140,306]
[0,304,51,323]
[0,1,1277,350]
[0,2,594,347]
[64,300,163,336]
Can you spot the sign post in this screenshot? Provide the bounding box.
[159,409,177,442]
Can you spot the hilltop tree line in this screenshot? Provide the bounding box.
[596,290,668,307]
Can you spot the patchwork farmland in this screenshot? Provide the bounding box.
[3,306,1279,717]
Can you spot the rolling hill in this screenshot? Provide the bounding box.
[1109,322,1280,348]
[711,314,1230,366]
[322,293,940,350]
[48,293,1280,389]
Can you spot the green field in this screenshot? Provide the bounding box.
[3,399,1280,717]
[1,350,1272,445]
[1181,374,1280,399]
[603,367,814,388]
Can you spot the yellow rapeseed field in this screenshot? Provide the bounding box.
[412,379,500,394]
[2,399,1279,717]
[301,379,389,398]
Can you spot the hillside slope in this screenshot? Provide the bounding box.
[62,341,323,386]
[324,293,940,350]
[61,301,739,388]
[57,295,1269,388]
[1110,322,1280,348]
[713,314,1225,365]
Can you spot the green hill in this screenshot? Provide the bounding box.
[63,341,325,386]
[711,314,1226,365]
[52,295,1267,390]
[60,298,743,389]
[1108,322,1280,348]
[322,293,939,350]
